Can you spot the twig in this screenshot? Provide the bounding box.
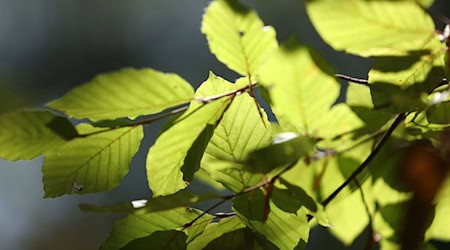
[321,113,406,207]
[182,160,300,230]
[335,74,370,86]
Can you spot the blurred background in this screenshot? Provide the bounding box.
[0,0,449,249]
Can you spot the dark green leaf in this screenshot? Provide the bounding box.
[79,191,220,213]
[121,230,187,250]
[101,208,212,250]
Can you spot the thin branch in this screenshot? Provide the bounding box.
[182,160,299,230]
[335,73,370,86]
[321,113,406,207]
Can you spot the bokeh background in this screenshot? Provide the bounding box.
[1,0,449,249]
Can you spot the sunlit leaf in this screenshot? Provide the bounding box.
[201,88,271,192]
[426,176,450,241]
[202,0,278,76]
[187,217,251,250]
[100,208,212,250]
[306,0,435,57]
[42,125,143,198]
[146,73,239,196]
[48,68,194,121]
[309,143,373,245]
[0,110,77,161]
[79,191,220,213]
[259,38,363,139]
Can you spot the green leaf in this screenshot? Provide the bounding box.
[201,0,278,76]
[234,199,310,250]
[311,146,374,245]
[245,135,316,172]
[259,38,363,139]
[48,68,194,121]
[187,217,250,250]
[427,101,450,124]
[200,88,271,192]
[42,125,143,198]
[79,191,220,213]
[146,73,239,196]
[306,0,435,57]
[0,110,77,161]
[426,176,450,241]
[121,230,187,250]
[101,207,212,250]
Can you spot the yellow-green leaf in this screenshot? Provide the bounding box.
[259,38,363,139]
[0,110,77,161]
[202,0,278,76]
[48,68,194,121]
[42,125,143,198]
[306,0,435,57]
[146,73,239,196]
[201,88,271,192]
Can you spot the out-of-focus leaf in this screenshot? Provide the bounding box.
[316,148,374,245]
[426,176,450,241]
[201,87,271,192]
[427,101,450,124]
[306,0,435,57]
[79,191,220,213]
[0,110,77,161]
[101,207,212,250]
[259,37,363,139]
[233,189,267,222]
[187,217,250,250]
[245,135,316,172]
[121,230,187,250]
[234,199,310,250]
[146,73,237,196]
[42,125,143,198]
[201,0,278,76]
[346,83,393,137]
[48,68,194,121]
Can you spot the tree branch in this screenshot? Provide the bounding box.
[335,73,370,86]
[321,113,406,207]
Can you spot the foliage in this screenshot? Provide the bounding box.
[1,0,449,249]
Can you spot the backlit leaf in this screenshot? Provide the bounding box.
[146,73,239,196]
[202,0,278,76]
[42,125,143,198]
[307,0,435,57]
[201,89,271,192]
[0,110,77,161]
[259,38,363,139]
[48,68,194,121]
